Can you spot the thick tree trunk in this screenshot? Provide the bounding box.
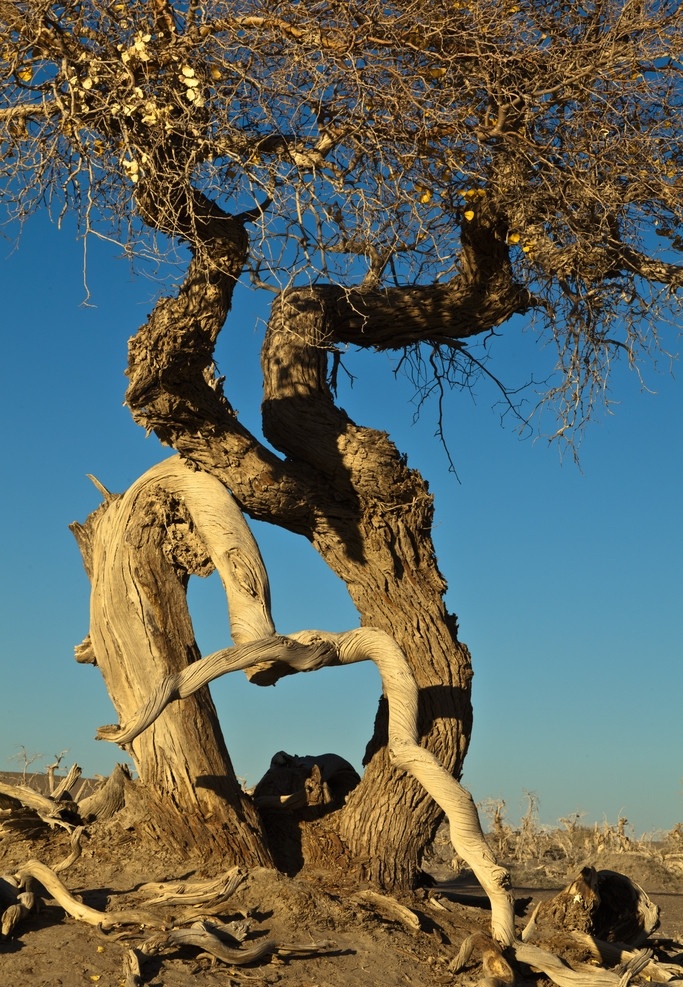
[70,463,271,865]
[116,194,529,890]
[259,289,474,888]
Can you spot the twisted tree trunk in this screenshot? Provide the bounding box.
[71,464,271,864]
[92,193,530,888]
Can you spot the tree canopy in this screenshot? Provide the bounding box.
[1,0,681,442]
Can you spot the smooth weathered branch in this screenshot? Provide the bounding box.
[16,861,168,930]
[97,622,514,945]
[96,634,337,745]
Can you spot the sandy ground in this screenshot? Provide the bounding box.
[1,815,682,987]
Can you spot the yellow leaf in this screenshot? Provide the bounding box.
[507,232,521,244]
[463,209,475,221]
[210,66,222,80]
[17,66,33,82]
[426,67,447,79]
[419,189,433,204]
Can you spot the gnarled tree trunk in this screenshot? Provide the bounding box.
[82,193,529,889]
[71,463,271,865]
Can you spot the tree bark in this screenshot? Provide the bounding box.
[70,462,272,865]
[256,288,477,888]
[118,194,530,888]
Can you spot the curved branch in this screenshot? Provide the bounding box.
[615,244,683,288]
[96,634,338,745]
[16,861,168,930]
[152,457,275,644]
[98,624,515,946]
[0,100,59,123]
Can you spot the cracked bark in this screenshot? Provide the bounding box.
[71,464,272,865]
[118,193,530,886]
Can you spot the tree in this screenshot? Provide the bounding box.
[1,0,681,943]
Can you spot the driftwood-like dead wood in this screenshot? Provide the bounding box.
[95,635,337,745]
[569,932,683,983]
[139,921,336,965]
[99,623,516,945]
[52,764,82,801]
[123,949,143,987]
[512,939,644,987]
[353,889,421,933]
[138,867,245,906]
[512,867,671,987]
[449,931,515,984]
[15,861,168,930]
[1,901,30,938]
[77,764,132,822]
[0,779,78,831]
[72,457,274,864]
[53,826,85,874]
[524,867,660,946]
[139,923,278,965]
[0,887,38,940]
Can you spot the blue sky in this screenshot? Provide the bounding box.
[1,212,681,837]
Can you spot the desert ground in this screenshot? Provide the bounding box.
[1,772,682,987]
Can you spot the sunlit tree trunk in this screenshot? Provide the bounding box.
[71,468,272,865]
[258,292,475,887]
[112,199,528,887]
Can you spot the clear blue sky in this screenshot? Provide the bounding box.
[1,212,681,837]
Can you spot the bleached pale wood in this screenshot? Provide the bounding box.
[0,780,76,830]
[139,923,279,965]
[16,861,167,930]
[52,764,82,801]
[312,628,516,946]
[569,933,680,983]
[354,889,421,932]
[98,623,516,945]
[53,826,85,873]
[139,919,335,965]
[448,931,514,984]
[150,460,276,645]
[72,457,273,862]
[122,949,143,987]
[512,941,645,987]
[524,867,660,947]
[77,764,131,822]
[138,867,244,906]
[1,901,28,938]
[96,635,336,744]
